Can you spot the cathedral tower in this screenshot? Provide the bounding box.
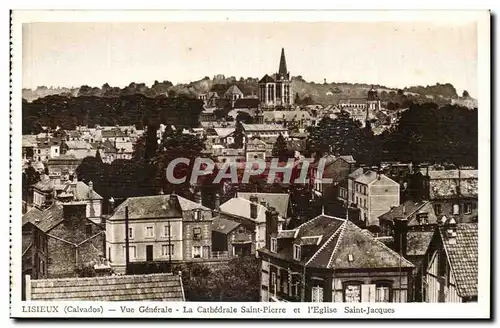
[258,48,293,109]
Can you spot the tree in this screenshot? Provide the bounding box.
[235,111,253,124]
[144,125,158,160]
[272,134,289,161]
[153,129,206,197]
[294,92,300,104]
[95,149,103,163]
[132,132,147,161]
[178,257,260,301]
[233,122,245,148]
[462,90,470,98]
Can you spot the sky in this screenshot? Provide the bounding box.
[22,21,478,96]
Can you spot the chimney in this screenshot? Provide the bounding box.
[214,193,220,211]
[393,218,408,256]
[249,194,259,220]
[265,206,279,249]
[169,194,177,207]
[108,197,115,214]
[194,190,202,205]
[88,180,93,191]
[63,203,87,226]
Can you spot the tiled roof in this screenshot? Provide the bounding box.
[33,177,56,192]
[263,110,311,122]
[237,192,290,219]
[440,223,478,298]
[22,202,64,232]
[277,230,296,239]
[241,123,287,132]
[28,273,185,301]
[428,170,478,199]
[22,135,37,148]
[102,129,128,138]
[213,128,235,138]
[65,140,92,150]
[212,217,241,234]
[234,98,260,109]
[348,167,365,180]
[259,74,275,84]
[109,195,183,221]
[264,214,414,270]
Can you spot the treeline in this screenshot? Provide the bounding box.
[22,93,204,134]
[305,103,478,167]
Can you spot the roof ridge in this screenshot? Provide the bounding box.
[33,272,177,283]
[327,220,348,269]
[306,221,344,266]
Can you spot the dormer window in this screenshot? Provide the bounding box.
[293,244,301,261]
[271,237,277,253]
[194,209,201,221]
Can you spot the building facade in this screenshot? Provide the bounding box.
[258,48,293,109]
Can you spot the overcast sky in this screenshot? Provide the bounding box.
[22,21,478,96]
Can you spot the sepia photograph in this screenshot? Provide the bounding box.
[10,10,491,319]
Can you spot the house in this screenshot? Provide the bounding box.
[115,141,134,160]
[34,138,61,162]
[414,169,478,223]
[57,179,104,224]
[378,200,439,301]
[245,138,267,161]
[61,140,95,159]
[22,135,37,161]
[22,201,105,278]
[24,273,185,301]
[205,127,235,146]
[22,221,48,299]
[237,192,291,220]
[241,123,289,143]
[310,155,356,201]
[46,154,82,181]
[105,194,214,273]
[211,217,253,258]
[224,85,244,107]
[339,168,400,228]
[258,214,414,302]
[219,196,285,254]
[101,128,131,143]
[423,219,478,303]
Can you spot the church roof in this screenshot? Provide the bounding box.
[259,74,275,84]
[278,48,287,75]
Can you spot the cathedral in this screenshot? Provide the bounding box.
[258,48,293,110]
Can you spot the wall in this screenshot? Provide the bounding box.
[106,217,184,265]
[368,178,400,226]
[182,209,212,260]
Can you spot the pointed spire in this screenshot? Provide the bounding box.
[278,48,287,76]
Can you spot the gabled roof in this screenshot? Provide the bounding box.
[439,223,478,298]
[262,214,414,271]
[224,85,244,97]
[237,192,290,219]
[348,167,365,180]
[109,195,183,221]
[62,181,103,201]
[64,140,92,150]
[22,202,64,232]
[406,231,435,256]
[259,74,275,84]
[212,216,241,234]
[28,273,185,301]
[213,128,235,138]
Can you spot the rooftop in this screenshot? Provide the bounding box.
[237,192,290,219]
[241,123,287,132]
[27,273,185,301]
[211,216,241,234]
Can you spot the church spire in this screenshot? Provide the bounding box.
[278,48,287,76]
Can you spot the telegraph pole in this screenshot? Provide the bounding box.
[168,220,172,272]
[125,206,130,275]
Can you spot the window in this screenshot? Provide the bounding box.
[192,246,201,258]
[37,149,41,154]
[162,244,174,256]
[194,210,201,221]
[453,204,460,215]
[312,285,324,302]
[128,227,134,239]
[464,203,473,214]
[122,245,136,259]
[343,282,362,302]
[85,224,92,236]
[193,227,202,240]
[293,244,301,261]
[270,238,278,253]
[55,148,58,154]
[270,272,277,293]
[375,283,392,302]
[145,226,154,238]
[164,225,171,237]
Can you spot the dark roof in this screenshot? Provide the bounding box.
[439,223,478,298]
[62,181,103,200]
[262,215,414,271]
[28,273,185,301]
[234,98,260,109]
[224,85,244,97]
[212,217,241,234]
[22,202,64,232]
[102,129,128,138]
[237,192,290,218]
[378,201,438,227]
[33,178,55,192]
[278,48,288,76]
[259,74,275,84]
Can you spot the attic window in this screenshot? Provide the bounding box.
[194,210,201,221]
[271,237,277,253]
[348,254,354,262]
